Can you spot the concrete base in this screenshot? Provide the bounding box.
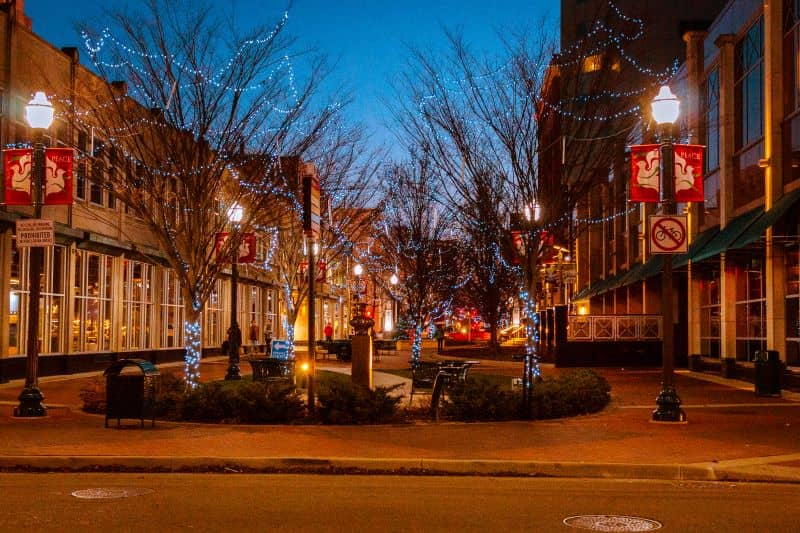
[351,335,373,389]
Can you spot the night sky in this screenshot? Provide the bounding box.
[25,0,557,155]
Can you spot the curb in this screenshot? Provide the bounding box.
[0,456,797,483]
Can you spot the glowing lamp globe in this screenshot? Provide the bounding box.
[390,273,399,285]
[227,202,243,223]
[25,91,54,130]
[651,85,680,125]
[353,264,363,276]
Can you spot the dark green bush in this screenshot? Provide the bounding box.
[445,369,611,421]
[316,380,403,424]
[158,380,306,424]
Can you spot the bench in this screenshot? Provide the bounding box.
[409,359,478,405]
[248,358,296,385]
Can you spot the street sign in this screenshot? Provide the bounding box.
[271,339,292,360]
[649,215,688,254]
[302,163,321,238]
[15,219,54,247]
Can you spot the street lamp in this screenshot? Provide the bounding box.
[650,85,686,423]
[15,91,54,417]
[225,202,243,381]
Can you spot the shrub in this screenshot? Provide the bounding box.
[159,380,306,424]
[316,380,403,424]
[445,369,611,421]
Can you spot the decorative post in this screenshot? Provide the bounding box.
[14,92,55,418]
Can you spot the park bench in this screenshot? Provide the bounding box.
[248,357,296,385]
[408,359,478,405]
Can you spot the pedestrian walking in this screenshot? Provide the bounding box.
[324,322,333,342]
[435,328,445,354]
[249,319,259,353]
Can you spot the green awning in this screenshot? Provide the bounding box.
[690,207,762,263]
[729,188,800,250]
[673,224,720,269]
[573,286,591,300]
[616,262,647,287]
[636,254,665,281]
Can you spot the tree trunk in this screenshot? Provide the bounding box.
[183,300,203,389]
[411,322,423,363]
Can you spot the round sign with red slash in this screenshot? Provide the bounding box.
[649,215,688,254]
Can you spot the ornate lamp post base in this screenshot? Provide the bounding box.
[14,386,46,417]
[651,384,686,422]
[225,364,242,381]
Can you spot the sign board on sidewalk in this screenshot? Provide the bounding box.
[16,219,54,247]
[649,215,688,254]
[271,339,292,360]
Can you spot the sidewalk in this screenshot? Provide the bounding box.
[2,350,800,483]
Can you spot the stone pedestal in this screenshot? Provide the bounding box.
[351,335,373,389]
[350,302,374,389]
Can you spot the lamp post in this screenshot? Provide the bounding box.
[225,202,243,381]
[650,85,686,423]
[14,92,54,418]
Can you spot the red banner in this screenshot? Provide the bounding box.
[673,144,705,203]
[299,260,326,282]
[3,148,33,205]
[629,144,660,202]
[215,232,256,264]
[44,148,74,205]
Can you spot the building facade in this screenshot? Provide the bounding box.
[568,0,800,385]
[0,2,373,381]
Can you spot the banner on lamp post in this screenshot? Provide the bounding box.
[3,148,33,205]
[44,148,74,205]
[629,144,660,202]
[215,232,256,264]
[673,144,705,203]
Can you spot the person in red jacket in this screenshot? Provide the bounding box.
[324,323,334,342]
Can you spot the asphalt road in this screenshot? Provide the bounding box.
[1,474,798,532]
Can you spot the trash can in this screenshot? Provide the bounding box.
[754,350,781,397]
[104,359,160,428]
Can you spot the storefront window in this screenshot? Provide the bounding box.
[72,251,113,352]
[787,245,800,366]
[204,279,223,347]
[121,259,153,350]
[734,18,765,208]
[700,270,721,358]
[161,269,183,348]
[735,257,766,361]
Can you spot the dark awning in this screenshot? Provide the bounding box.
[673,224,720,269]
[690,207,762,263]
[729,188,800,250]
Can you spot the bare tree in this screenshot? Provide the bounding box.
[75,0,342,386]
[368,153,464,362]
[391,23,644,401]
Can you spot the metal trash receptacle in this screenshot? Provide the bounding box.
[754,350,781,397]
[104,359,160,428]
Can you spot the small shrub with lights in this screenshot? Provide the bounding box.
[316,380,404,424]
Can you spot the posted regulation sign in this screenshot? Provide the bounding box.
[649,215,688,254]
[16,219,54,247]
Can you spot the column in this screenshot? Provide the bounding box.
[684,30,707,358]
[764,0,787,361]
[716,34,738,373]
[0,228,12,379]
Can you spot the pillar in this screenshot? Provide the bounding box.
[764,0,788,362]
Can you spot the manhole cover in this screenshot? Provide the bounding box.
[71,488,153,500]
[563,515,662,531]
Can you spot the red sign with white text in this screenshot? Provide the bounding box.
[215,232,256,264]
[44,148,74,205]
[673,144,705,203]
[3,148,33,205]
[630,144,660,202]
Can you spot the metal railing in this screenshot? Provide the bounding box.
[567,315,662,341]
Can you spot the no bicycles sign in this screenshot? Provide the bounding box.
[649,215,688,254]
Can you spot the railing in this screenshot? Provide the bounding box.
[567,315,662,341]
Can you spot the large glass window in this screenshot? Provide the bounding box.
[204,279,224,347]
[700,270,721,358]
[72,251,113,352]
[783,1,800,184]
[787,245,800,366]
[121,259,153,350]
[705,68,720,172]
[735,256,766,361]
[734,18,765,208]
[8,242,66,356]
[161,269,183,348]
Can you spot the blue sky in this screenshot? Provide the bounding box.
[26,0,557,154]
